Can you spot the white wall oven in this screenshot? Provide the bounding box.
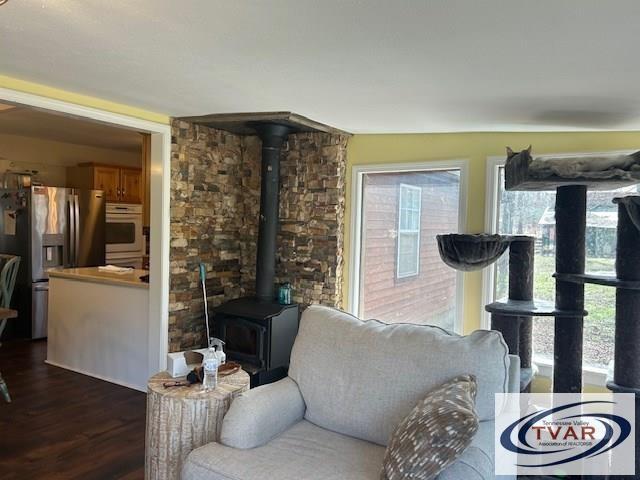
[105,203,144,269]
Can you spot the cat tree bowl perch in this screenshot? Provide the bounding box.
[436,234,519,272]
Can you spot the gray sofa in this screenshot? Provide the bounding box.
[182,305,519,480]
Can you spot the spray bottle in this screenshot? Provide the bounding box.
[209,337,226,365]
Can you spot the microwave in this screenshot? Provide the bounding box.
[105,203,144,258]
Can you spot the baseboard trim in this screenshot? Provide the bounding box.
[44,360,147,393]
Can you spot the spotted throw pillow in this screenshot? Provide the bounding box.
[380,374,479,480]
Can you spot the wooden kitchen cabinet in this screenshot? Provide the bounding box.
[93,166,121,202]
[120,168,142,204]
[68,164,142,204]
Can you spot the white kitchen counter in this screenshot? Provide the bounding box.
[48,266,149,289]
[46,267,150,392]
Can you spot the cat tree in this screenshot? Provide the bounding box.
[439,150,640,475]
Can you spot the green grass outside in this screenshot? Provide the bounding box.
[534,256,616,324]
[496,255,616,368]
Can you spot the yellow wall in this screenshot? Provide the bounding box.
[0,74,169,124]
[344,131,640,334]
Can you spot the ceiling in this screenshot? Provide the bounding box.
[2,1,640,133]
[0,102,142,152]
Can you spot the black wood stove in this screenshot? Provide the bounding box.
[213,297,299,387]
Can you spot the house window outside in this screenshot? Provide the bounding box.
[355,167,463,331]
[397,184,422,278]
[492,166,639,371]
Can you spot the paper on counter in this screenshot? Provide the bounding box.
[98,265,134,274]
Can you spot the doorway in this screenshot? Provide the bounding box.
[0,86,170,381]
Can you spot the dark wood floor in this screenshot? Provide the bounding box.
[0,341,560,480]
[0,340,146,479]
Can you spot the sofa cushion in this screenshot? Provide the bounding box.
[288,305,509,446]
[220,377,306,449]
[182,420,385,480]
[381,374,479,480]
[183,419,499,480]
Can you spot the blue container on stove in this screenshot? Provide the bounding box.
[278,282,292,305]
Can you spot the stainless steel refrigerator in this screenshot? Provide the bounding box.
[0,186,105,339]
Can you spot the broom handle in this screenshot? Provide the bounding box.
[199,263,211,344]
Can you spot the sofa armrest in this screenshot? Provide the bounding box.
[220,376,306,449]
[507,354,520,393]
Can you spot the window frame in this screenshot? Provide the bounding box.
[348,159,468,333]
[396,183,422,279]
[482,150,638,387]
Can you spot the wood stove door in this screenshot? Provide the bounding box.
[216,316,267,368]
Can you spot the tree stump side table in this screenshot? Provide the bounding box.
[145,369,250,480]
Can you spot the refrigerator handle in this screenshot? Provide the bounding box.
[68,195,75,267]
[74,194,80,266]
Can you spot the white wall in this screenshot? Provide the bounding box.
[0,133,141,187]
[47,276,150,392]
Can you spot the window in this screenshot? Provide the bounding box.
[350,162,466,332]
[486,158,639,377]
[397,184,422,278]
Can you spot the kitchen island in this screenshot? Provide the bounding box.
[47,267,150,391]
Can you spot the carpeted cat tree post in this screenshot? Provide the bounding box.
[606,196,640,478]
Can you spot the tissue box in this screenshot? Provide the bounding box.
[166,348,207,377]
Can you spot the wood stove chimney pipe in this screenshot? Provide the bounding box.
[253,123,291,302]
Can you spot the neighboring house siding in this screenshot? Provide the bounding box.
[360,171,460,329]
